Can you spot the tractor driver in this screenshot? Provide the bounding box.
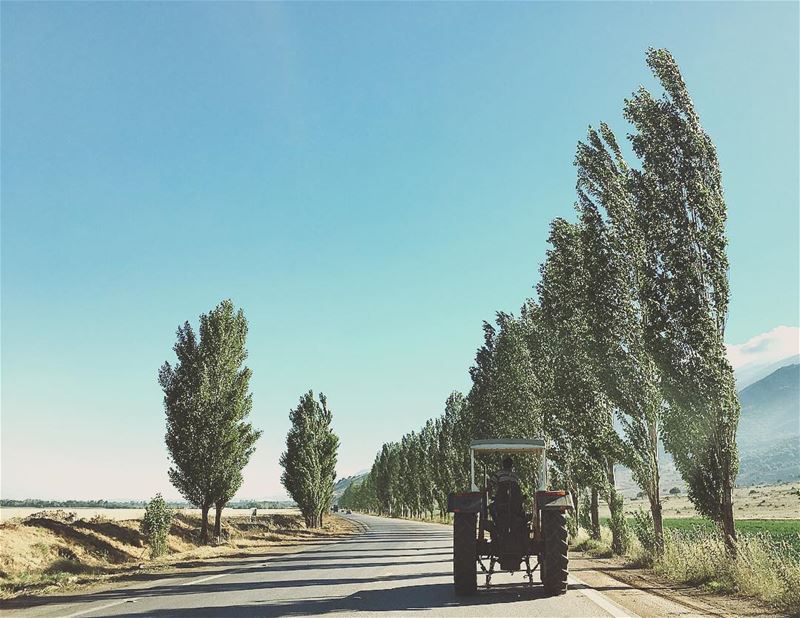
[490,456,519,494]
[488,456,519,524]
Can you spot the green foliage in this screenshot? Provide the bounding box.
[623,48,739,538]
[573,121,666,547]
[631,509,660,560]
[280,391,340,528]
[577,489,592,532]
[159,299,261,542]
[141,494,173,559]
[607,488,631,555]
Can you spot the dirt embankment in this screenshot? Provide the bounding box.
[0,510,357,599]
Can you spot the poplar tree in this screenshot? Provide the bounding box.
[435,392,468,511]
[280,391,339,528]
[467,317,542,435]
[624,49,739,546]
[199,301,261,538]
[160,320,215,542]
[160,300,261,544]
[575,125,666,547]
[538,218,629,554]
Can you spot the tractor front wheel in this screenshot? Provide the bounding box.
[541,509,569,595]
[453,512,478,595]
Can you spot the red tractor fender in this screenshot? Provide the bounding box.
[536,490,574,510]
[447,491,482,513]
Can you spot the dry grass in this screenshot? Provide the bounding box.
[606,482,800,520]
[0,510,358,599]
[575,518,800,614]
[640,527,800,614]
[0,506,300,524]
[570,527,614,558]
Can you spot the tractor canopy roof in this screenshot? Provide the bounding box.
[469,438,546,454]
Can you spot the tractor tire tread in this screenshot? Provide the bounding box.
[541,509,569,596]
[453,512,478,595]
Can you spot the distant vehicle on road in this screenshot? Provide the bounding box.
[447,438,573,596]
[346,509,352,514]
[332,504,339,512]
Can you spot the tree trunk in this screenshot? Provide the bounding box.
[648,415,664,550]
[319,511,324,528]
[200,504,210,544]
[721,481,737,554]
[214,501,224,539]
[590,487,601,540]
[605,460,630,555]
[649,492,664,550]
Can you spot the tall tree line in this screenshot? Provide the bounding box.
[340,49,739,551]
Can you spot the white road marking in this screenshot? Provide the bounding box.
[60,599,133,618]
[569,573,639,618]
[180,572,230,586]
[59,564,246,616]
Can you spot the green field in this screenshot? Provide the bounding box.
[663,518,800,555]
[600,517,800,554]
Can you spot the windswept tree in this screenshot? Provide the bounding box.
[160,300,261,543]
[624,48,740,546]
[574,124,666,547]
[280,391,340,528]
[466,314,544,496]
[537,219,629,554]
[341,50,739,556]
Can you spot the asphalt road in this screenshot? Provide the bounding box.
[8,514,653,617]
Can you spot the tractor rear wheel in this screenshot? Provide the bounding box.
[453,512,477,595]
[541,509,568,595]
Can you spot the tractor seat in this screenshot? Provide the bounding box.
[491,480,528,561]
[495,479,524,512]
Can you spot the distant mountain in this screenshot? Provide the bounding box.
[736,363,799,485]
[333,471,369,500]
[735,353,800,390]
[617,364,799,495]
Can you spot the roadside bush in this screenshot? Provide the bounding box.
[656,526,720,584]
[607,492,630,555]
[141,494,173,559]
[572,525,613,558]
[630,509,660,566]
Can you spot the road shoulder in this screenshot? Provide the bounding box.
[571,554,782,618]
[0,515,364,614]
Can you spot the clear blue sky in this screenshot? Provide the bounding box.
[2,2,798,500]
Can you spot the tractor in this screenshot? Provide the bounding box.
[447,438,573,596]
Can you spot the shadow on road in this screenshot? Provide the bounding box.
[108,581,558,617]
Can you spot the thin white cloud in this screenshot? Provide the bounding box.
[725,325,800,370]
